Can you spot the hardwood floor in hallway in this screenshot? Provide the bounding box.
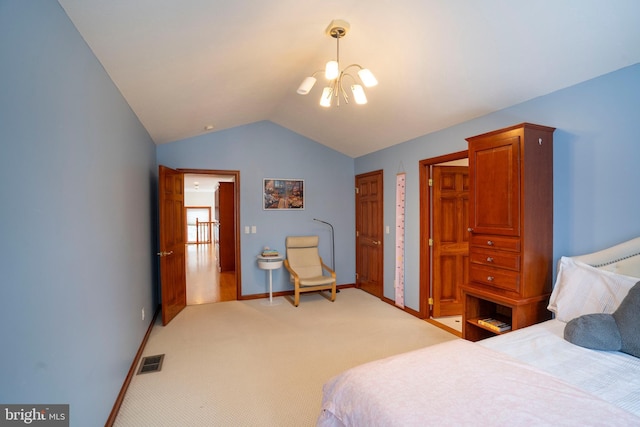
[186,243,236,305]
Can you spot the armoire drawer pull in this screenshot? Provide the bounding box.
[486,257,494,262]
[487,240,494,246]
[487,276,494,281]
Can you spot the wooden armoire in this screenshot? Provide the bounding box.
[462,123,554,341]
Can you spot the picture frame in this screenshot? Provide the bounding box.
[263,178,304,210]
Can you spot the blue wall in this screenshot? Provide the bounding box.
[355,63,640,309]
[0,2,157,425]
[156,122,356,295]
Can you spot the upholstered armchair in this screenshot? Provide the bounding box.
[284,236,337,306]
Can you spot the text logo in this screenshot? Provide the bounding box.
[0,405,68,426]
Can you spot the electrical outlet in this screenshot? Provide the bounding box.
[141,308,145,321]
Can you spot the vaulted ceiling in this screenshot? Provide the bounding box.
[58,0,640,157]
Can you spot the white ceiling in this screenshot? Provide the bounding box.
[58,0,640,158]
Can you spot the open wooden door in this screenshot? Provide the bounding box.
[431,165,469,317]
[355,170,384,298]
[158,165,187,325]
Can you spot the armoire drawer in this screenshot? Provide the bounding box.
[470,265,520,293]
[470,234,521,252]
[470,248,521,271]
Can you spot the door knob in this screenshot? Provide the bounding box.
[156,251,174,257]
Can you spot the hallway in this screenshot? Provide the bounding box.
[186,243,236,305]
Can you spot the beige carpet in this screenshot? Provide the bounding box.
[114,288,457,426]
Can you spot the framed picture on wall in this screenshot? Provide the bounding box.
[263,178,304,210]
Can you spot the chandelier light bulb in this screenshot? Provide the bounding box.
[325,61,339,80]
[357,68,378,87]
[351,84,367,104]
[320,87,333,107]
[297,76,317,95]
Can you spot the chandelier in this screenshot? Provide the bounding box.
[297,20,378,107]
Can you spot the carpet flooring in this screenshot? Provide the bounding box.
[114,288,457,426]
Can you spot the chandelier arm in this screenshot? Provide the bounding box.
[331,78,339,107]
[342,64,365,72]
[341,72,358,84]
[342,64,375,87]
[338,72,350,105]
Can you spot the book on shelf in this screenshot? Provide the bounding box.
[261,249,280,257]
[477,318,511,333]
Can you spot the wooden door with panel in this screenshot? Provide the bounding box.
[432,166,469,317]
[355,171,384,298]
[158,165,187,325]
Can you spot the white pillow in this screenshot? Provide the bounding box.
[547,256,639,322]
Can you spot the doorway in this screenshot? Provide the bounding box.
[182,170,240,305]
[419,151,468,336]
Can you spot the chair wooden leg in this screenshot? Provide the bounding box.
[294,288,300,307]
[330,286,336,302]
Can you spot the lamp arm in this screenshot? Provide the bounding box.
[313,218,335,271]
[343,63,365,72]
[341,65,368,87]
[338,72,351,105]
[341,71,358,84]
[345,64,378,87]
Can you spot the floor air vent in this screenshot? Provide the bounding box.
[137,354,165,374]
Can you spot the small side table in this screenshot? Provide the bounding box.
[257,255,284,306]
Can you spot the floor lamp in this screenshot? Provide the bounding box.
[313,218,340,293]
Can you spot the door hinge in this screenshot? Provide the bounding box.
[428,178,433,187]
[428,297,434,306]
[355,187,359,194]
[356,230,359,237]
[428,238,433,246]
[355,273,359,280]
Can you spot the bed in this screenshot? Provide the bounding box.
[318,237,640,426]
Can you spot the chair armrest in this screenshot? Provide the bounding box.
[320,257,336,279]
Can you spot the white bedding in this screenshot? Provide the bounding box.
[480,319,640,417]
[317,338,640,426]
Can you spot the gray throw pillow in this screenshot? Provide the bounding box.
[564,313,621,350]
[613,280,640,357]
[564,281,640,358]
